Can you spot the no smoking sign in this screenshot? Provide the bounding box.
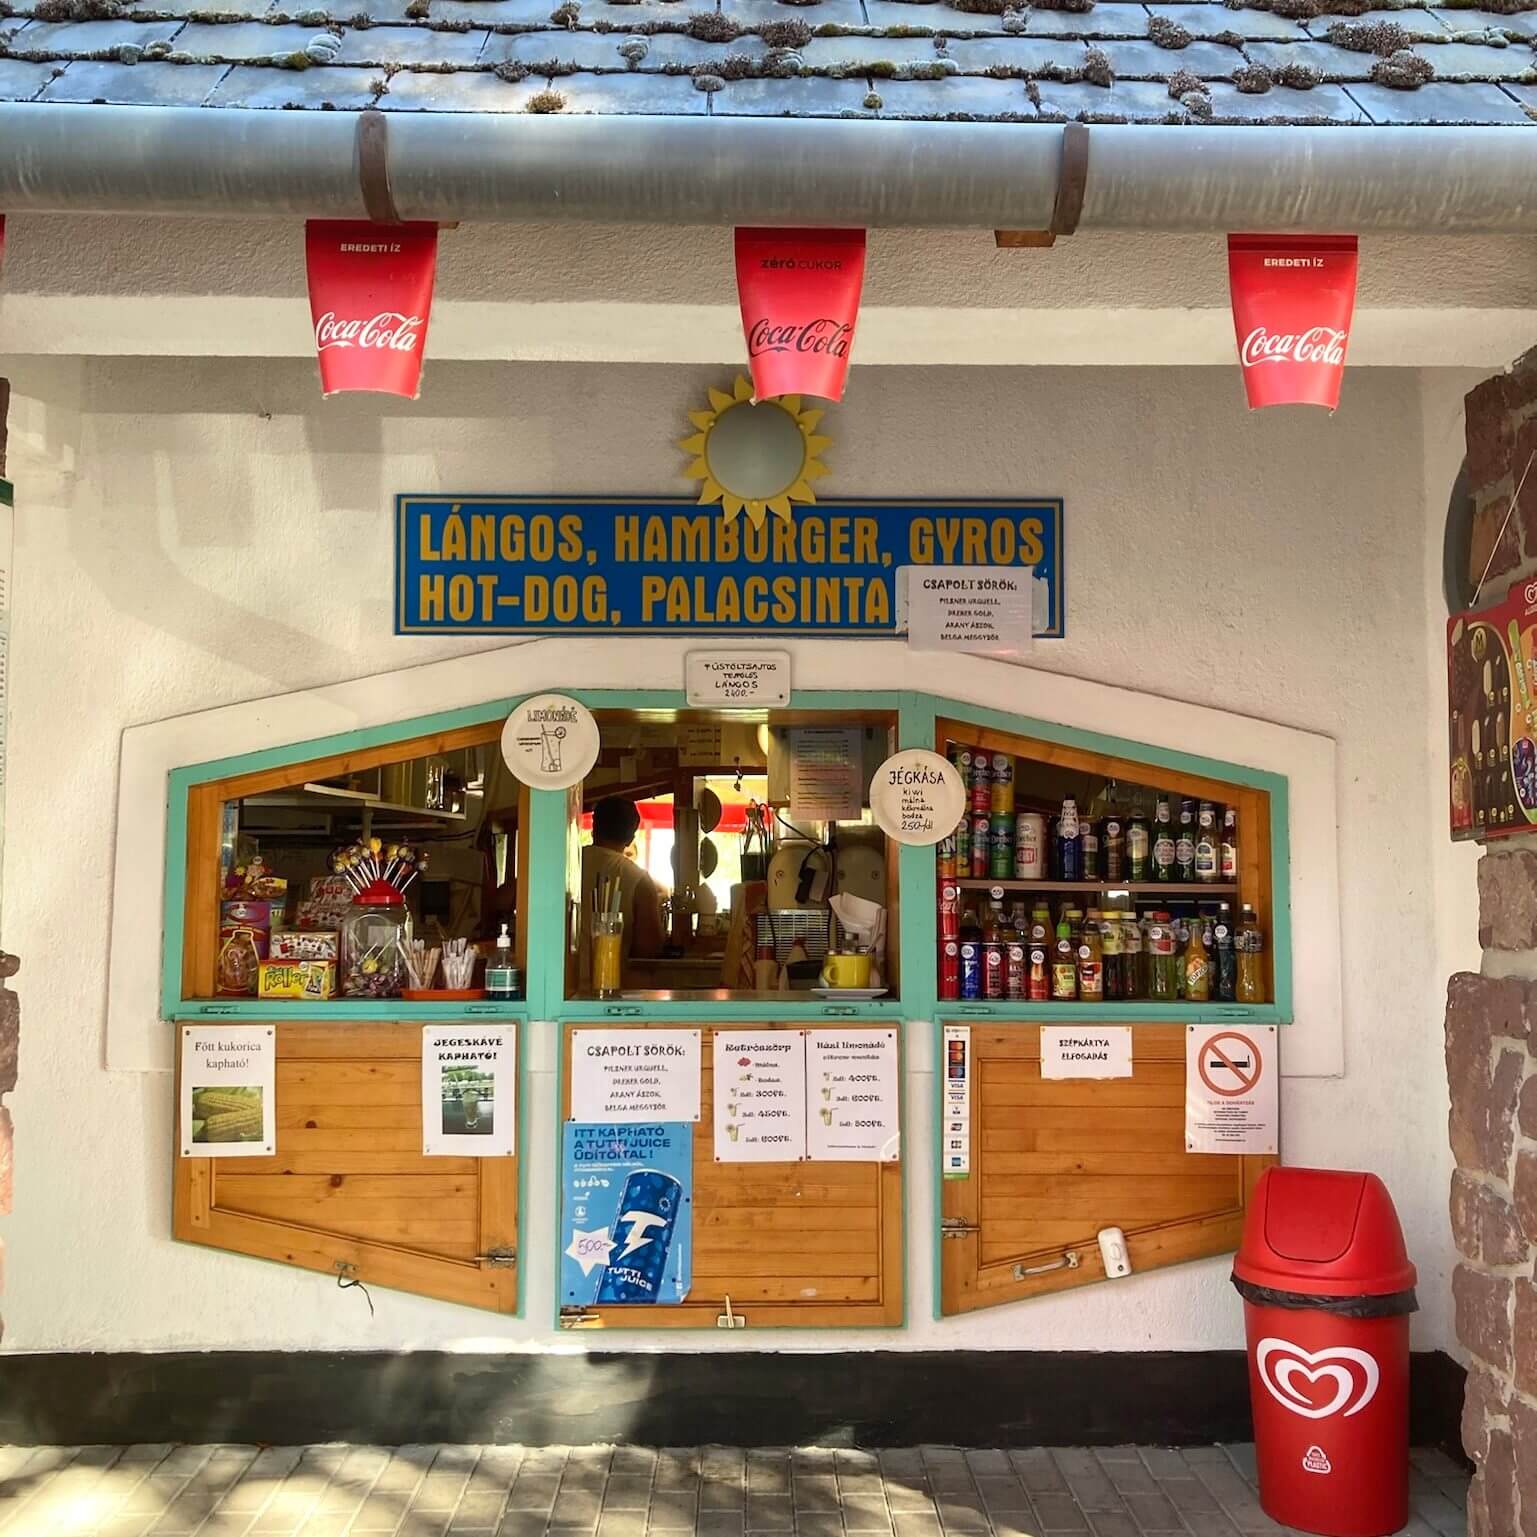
[1186,1024,1278,1155]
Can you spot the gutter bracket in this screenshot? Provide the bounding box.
[994,121,1090,249]
[357,109,402,225]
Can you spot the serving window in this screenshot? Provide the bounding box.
[180,720,528,1006]
[563,709,900,1003]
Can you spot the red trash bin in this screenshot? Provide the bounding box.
[1232,1167,1417,1537]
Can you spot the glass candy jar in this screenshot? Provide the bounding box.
[342,881,412,998]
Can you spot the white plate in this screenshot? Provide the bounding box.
[810,987,889,1001]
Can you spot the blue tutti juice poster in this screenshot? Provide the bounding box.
[561,1123,694,1305]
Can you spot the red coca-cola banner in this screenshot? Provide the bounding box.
[1227,234,1359,411]
[734,228,866,402]
[305,220,438,398]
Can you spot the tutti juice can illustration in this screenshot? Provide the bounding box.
[595,1169,684,1304]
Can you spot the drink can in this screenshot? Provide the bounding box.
[989,812,1014,879]
[959,939,983,999]
[990,753,1015,815]
[1006,940,1027,1000]
[1014,812,1046,880]
[1080,819,1100,881]
[983,939,1005,1000]
[970,813,991,878]
[595,1170,683,1304]
[955,816,971,872]
[969,753,992,814]
[939,939,960,1000]
[937,879,961,938]
[937,827,957,880]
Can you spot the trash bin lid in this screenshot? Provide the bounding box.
[1232,1167,1416,1297]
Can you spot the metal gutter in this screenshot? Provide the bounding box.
[0,103,1535,231]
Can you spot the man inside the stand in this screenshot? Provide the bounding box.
[580,796,666,981]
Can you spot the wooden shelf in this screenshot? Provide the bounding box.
[954,879,1239,896]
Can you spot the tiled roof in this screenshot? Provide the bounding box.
[0,0,1535,122]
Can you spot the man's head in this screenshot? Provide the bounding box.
[592,796,642,850]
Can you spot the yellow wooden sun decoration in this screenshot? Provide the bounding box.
[678,375,832,527]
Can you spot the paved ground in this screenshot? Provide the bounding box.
[0,1444,1469,1537]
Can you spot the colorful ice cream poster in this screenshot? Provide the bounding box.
[561,1122,693,1305]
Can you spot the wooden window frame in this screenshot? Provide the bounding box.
[558,1021,903,1331]
[940,1023,1275,1318]
[180,719,525,1004]
[174,1022,521,1315]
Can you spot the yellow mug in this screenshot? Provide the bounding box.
[821,951,873,990]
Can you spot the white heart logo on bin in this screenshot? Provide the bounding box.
[1257,1339,1380,1420]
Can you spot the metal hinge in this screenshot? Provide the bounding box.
[941,1218,979,1239]
[559,1306,601,1328]
[475,1247,517,1268]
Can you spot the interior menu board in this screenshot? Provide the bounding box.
[806,1030,900,1161]
[713,1031,807,1161]
[1448,580,1537,840]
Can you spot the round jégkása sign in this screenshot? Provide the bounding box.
[501,694,600,790]
[870,749,966,846]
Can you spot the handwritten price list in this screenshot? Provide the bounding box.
[806,1030,900,1162]
[712,1032,808,1162]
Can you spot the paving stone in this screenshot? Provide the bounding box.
[743,1493,794,1530]
[606,1473,658,1505]
[882,1482,934,1515]
[1095,1456,1156,1494]
[650,1493,702,1529]
[147,1491,221,1532]
[415,1474,472,1512]
[352,1491,407,1530]
[1172,1515,1243,1537]
[452,1491,512,1530]
[1347,77,1531,121]
[1008,1451,1064,1493]
[933,1492,988,1531]
[1161,1475,1222,1514]
[374,1458,429,1493]
[974,1477,1032,1511]
[1123,1489,1185,1530]
[198,1517,258,1537]
[119,1448,179,1466]
[612,1450,659,1476]
[495,1516,550,1537]
[876,1455,924,1479]
[838,1496,892,1532]
[694,1517,745,1537]
[794,1477,842,1511]
[552,1486,605,1526]
[701,1452,746,1479]
[794,1517,845,1537]
[922,1464,975,1493]
[832,1452,878,1474]
[890,1521,942,1537]
[745,1457,790,1494]
[699,1482,744,1511]
[598,1513,651,1537]
[1029,1491,1090,1533]
[834,1472,883,1499]
[1086,1515,1140,1537]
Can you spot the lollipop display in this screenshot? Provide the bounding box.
[334,839,427,998]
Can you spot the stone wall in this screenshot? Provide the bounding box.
[1448,362,1537,1534]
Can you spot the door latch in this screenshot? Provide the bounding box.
[941,1218,979,1239]
[559,1306,601,1328]
[1014,1251,1080,1280]
[474,1247,517,1268]
[717,1295,746,1329]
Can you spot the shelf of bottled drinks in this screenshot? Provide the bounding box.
[937,734,1271,1009]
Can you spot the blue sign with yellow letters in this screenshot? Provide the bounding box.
[394,496,1063,638]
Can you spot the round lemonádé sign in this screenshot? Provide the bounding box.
[870,749,966,846]
[501,694,601,790]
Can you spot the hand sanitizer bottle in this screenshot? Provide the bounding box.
[485,923,518,1001]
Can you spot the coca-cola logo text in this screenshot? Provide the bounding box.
[1240,326,1347,369]
[314,311,424,353]
[747,317,852,359]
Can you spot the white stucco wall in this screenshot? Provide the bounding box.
[0,350,1470,1355]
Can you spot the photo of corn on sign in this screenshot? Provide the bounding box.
[180,1025,276,1158]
